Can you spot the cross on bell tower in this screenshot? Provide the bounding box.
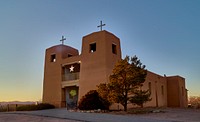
[60,36,66,45]
[97,21,106,31]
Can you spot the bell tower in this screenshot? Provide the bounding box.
[78,30,122,99]
[43,44,79,107]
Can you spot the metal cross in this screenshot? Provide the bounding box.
[60,36,66,45]
[97,21,106,31]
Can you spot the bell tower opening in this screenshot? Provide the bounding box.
[50,54,56,62]
[112,44,117,54]
[89,43,96,53]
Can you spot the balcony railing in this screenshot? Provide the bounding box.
[62,72,79,81]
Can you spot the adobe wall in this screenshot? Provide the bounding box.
[167,76,187,107]
[143,71,168,107]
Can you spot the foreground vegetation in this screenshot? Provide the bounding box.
[188,96,200,108]
[16,103,55,111]
[0,103,55,112]
[78,90,109,110]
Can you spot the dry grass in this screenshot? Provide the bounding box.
[0,104,25,112]
[109,107,165,115]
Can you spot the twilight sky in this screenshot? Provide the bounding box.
[0,0,200,101]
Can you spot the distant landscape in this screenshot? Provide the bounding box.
[0,101,41,112]
[0,101,37,105]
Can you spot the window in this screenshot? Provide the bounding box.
[112,44,117,54]
[90,43,96,53]
[50,54,56,62]
[68,54,72,57]
[161,85,164,95]
[148,82,151,94]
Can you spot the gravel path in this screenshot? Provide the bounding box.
[1,108,200,122]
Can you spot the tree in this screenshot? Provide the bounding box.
[78,90,109,110]
[130,90,151,108]
[108,55,147,111]
[97,83,111,108]
[189,96,200,108]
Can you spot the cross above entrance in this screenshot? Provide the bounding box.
[60,36,66,45]
[97,21,106,31]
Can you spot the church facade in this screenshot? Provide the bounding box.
[43,30,188,109]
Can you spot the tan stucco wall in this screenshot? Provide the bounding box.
[143,71,168,107]
[167,76,188,107]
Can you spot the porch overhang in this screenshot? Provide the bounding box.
[61,80,79,88]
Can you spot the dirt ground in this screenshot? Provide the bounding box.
[0,108,200,122]
[139,108,200,122]
[0,114,80,122]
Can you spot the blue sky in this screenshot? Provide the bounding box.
[0,0,199,101]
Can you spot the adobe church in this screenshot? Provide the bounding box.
[43,27,188,109]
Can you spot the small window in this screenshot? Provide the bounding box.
[68,54,72,57]
[112,44,117,54]
[90,43,96,53]
[148,82,151,94]
[161,85,164,95]
[51,54,56,62]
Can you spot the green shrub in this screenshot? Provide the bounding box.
[16,103,55,111]
[78,90,109,110]
[130,90,151,108]
[36,103,55,110]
